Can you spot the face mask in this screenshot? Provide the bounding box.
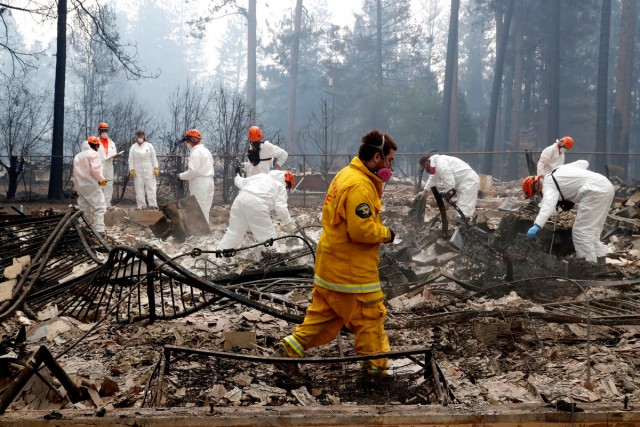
[559,147,567,154]
[376,167,393,182]
[100,132,108,139]
[371,134,394,182]
[137,138,144,144]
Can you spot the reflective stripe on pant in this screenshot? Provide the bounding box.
[282,286,390,370]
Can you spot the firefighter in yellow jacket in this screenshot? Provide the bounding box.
[273,129,397,373]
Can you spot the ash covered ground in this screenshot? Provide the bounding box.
[1,178,639,412]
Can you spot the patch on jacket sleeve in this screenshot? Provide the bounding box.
[355,203,372,218]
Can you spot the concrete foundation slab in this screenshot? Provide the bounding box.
[0,404,638,426]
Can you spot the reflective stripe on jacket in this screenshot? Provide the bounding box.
[314,157,391,293]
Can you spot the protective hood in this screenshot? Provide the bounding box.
[267,170,286,186]
[81,140,92,151]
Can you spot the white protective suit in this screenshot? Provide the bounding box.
[244,140,289,176]
[179,143,214,224]
[424,154,480,218]
[128,141,159,209]
[534,160,614,262]
[97,136,118,207]
[218,170,291,250]
[73,141,107,232]
[537,142,565,176]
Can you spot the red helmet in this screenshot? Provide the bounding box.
[98,122,109,131]
[284,171,295,190]
[248,126,263,142]
[522,176,541,199]
[185,129,202,140]
[87,136,99,145]
[559,136,574,150]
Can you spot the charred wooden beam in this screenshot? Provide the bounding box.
[213,265,313,285]
[0,345,88,413]
[431,186,449,238]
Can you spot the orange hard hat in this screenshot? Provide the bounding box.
[248,126,263,142]
[522,176,541,199]
[98,122,109,131]
[87,136,99,145]
[559,136,574,150]
[284,171,295,190]
[185,129,202,140]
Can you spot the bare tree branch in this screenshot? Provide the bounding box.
[0,8,40,75]
[186,0,245,39]
[73,0,157,80]
[0,70,52,198]
[0,2,52,16]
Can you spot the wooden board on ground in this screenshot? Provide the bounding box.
[128,210,165,226]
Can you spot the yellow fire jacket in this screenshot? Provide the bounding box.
[314,156,392,293]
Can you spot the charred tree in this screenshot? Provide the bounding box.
[482,0,514,175]
[374,0,385,128]
[247,0,257,112]
[611,0,636,178]
[5,156,24,200]
[545,0,560,143]
[440,0,459,152]
[507,4,523,179]
[48,0,68,200]
[595,0,612,175]
[286,0,303,155]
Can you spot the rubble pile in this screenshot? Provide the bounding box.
[0,177,639,413]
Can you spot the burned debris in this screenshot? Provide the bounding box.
[0,177,639,414]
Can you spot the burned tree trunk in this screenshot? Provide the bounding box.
[6,156,25,200]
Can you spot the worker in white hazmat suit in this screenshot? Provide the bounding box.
[96,122,121,207]
[244,125,289,177]
[522,160,614,263]
[537,136,574,176]
[73,137,107,233]
[218,169,295,250]
[178,129,214,225]
[419,154,480,219]
[128,130,159,209]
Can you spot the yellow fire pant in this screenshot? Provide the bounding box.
[282,286,390,370]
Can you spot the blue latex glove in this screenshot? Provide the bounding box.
[527,224,541,239]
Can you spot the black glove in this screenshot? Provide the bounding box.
[235,165,242,176]
[386,228,395,244]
